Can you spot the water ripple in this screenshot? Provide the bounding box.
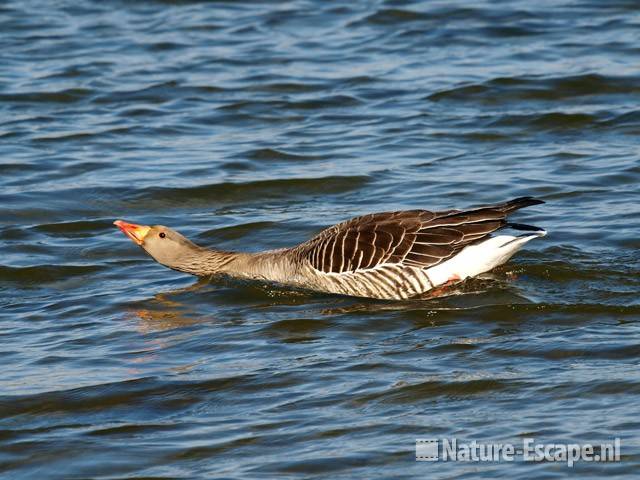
[1,0,639,478]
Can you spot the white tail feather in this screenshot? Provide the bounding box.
[425,231,546,287]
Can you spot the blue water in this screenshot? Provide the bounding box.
[1,1,639,478]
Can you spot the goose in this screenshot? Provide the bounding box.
[114,196,546,300]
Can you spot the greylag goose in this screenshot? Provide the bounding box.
[114,197,545,300]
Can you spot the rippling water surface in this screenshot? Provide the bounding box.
[2,1,640,478]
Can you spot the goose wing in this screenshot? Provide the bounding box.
[296,197,543,274]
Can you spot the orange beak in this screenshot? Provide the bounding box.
[114,220,151,246]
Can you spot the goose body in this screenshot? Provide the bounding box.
[115,197,546,300]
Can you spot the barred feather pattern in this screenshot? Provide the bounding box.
[289,197,544,299]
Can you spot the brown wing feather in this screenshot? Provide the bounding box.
[297,197,543,274]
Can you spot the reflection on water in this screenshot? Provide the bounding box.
[130,279,210,333]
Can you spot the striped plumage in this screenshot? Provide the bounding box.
[115,197,546,300]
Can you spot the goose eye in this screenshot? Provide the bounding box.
[159,232,166,238]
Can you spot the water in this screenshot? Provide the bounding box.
[1,0,639,478]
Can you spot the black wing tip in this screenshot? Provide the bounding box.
[510,196,545,205]
[506,222,546,232]
[502,196,545,212]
